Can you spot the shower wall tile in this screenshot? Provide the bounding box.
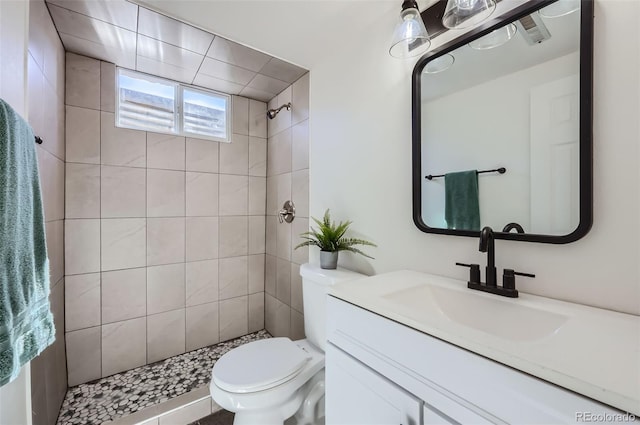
[248,137,267,177]
[29,11,67,421]
[147,134,185,171]
[248,177,266,215]
[186,172,218,216]
[292,119,309,171]
[265,294,289,338]
[45,219,64,284]
[290,309,305,341]
[276,217,292,261]
[186,260,219,306]
[265,255,276,297]
[101,112,146,167]
[291,218,309,265]
[266,176,277,215]
[275,257,291,305]
[66,105,100,164]
[219,134,249,175]
[65,55,269,383]
[66,326,101,387]
[100,61,115,113]
[186,302,220,351]
[37,148,65,221]
[101,218,146,271]
[186,137,219,173]
[65,219,101,275]
[101,165,146,218]
[248,216,266,254]
[248,254,265,294]
[186,217,218,262]
[65,163,100,219]
[267,127,292,176]
[218,216,248,258]
[102,317,147,377]
[147,217,185,266]
[147,263,186,314]
[265,216,277,256]
[264,77,309,340]
[248,293,265,333]
[292,169,309,218]
[219,174,248,216]
[249,99,267,138]
[147,169,186,217]
[101,267,147,324]
[219,296,248,342]
[232,95,249,135]
[219,256,248,300]
[292,73,310,126]
[65,52,100,110]
[147,309,186,363]
[65,273,101,331]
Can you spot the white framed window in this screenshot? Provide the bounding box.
[116,68,231,143]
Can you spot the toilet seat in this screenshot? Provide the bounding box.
[212,338,311,393]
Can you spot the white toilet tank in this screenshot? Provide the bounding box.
[299,263,366,351]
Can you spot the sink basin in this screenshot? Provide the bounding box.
[383,283,568,342]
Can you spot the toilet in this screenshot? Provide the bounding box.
[209,263,365,425]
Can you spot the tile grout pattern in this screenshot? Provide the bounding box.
[46,0,307,102]
[56,330,270,425]
[64,52,268,386]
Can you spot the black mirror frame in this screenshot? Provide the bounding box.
[411,0,593,244]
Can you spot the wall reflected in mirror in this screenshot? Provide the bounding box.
[419,1,582,237]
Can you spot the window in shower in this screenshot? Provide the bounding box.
[116,68,231,143]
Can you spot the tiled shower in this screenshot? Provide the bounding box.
[63,52,310,389]
[6,0,311,423]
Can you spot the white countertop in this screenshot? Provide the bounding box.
[329,270,640,415]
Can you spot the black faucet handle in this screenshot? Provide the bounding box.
[456,262,481,284]
[503,269,535,290]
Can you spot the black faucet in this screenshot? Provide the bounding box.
[479,226,497,287]
[456,225,535,298]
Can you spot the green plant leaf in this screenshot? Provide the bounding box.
[293,209,376,257]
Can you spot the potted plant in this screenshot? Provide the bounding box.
[295,209,376,269]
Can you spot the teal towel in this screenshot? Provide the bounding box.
[444,170,480,231]
[0,98,55,387]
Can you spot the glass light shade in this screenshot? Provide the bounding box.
[539,0,580,18]
[469,23,517,50]
[442,0,496,30]
[423,54,455,74]
[389,6,431,58]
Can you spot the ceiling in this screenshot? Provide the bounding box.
[45,0,308,102]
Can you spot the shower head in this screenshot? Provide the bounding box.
[267,102,291,119]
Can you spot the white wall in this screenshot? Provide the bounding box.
[309,0,640,315]
[422,52,579,232]
[0,1,33,424]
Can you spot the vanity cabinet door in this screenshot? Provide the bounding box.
[326,343,423,425]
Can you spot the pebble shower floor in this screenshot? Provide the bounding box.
[56,330,270,425]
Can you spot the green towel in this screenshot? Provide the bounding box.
[444,170,480,231]
[0,98,55,387]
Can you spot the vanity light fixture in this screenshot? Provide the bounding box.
[468,23,517,50]
[442,0,496,30]
[423,54,455,74]
[389,0,431,58]
[539,0,580,18]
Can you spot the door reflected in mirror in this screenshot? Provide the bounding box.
[413,0,592,243]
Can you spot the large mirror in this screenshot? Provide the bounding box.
[412,0,592,243]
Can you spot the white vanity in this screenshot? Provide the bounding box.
[325,271,639,424]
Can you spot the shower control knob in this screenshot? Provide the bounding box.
[278,200,296,223]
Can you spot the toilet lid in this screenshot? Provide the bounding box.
[212,338,312,393]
